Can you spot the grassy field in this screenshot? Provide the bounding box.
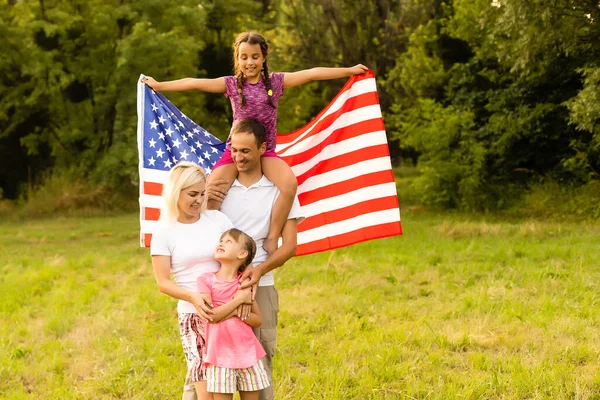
[1,210,600,399]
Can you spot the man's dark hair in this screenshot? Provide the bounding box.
[231,118,267,147]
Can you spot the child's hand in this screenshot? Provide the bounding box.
[204,179,230,205]
[234,287,253,305]
[349,64,369,76]
[141,76,160,90]
[236,304,252,321]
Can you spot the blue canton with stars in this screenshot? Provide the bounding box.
[141,84,225,174]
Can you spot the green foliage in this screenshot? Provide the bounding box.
[1,0,600,210]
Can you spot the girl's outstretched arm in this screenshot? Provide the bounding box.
[142,76,226,93]
[283,64,368,89]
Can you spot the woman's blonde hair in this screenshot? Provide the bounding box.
[160,162,206,222]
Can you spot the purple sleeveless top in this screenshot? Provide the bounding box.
[224,72,285,153]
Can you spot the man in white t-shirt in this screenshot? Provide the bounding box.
[204,118,302,400]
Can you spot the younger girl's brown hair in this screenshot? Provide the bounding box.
[221,228,257,272]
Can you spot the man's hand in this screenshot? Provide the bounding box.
[240,265,261,301]
[190,292,214,322]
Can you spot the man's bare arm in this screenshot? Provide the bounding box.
[240,218,297,289]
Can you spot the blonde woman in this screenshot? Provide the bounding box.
[151,161,234,399]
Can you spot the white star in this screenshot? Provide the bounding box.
[174,124,181,131]
[204,131,211,137]
[151,103,158,112]
[172,156,178,164]
[190,147,197,153]
[178,121,184,128]
[158,115,166,125]
[203,151,210,159]
[205,166,212,174]
[148,138,157,148]
[165,127,174,136]
[164,159,173,169]
[156,148,165,158]
[172,138,181,148]
[148,157,156,166]
[180,150,189,160]
[212,147,219,154]
[166,144,171,151]
[193,128,200,134]
[149,120,158,130]
[182,136,189,143]
[158,131,165,140]
[196,141,202,148]
[197,156,203,163]
[187,131,194,138]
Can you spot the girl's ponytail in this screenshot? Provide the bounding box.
[236,74,246,108]
[262,61,276,109]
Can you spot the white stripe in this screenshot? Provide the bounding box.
[276,78,377,153]
[300,182,398,216]
[140,219,159,233]
[137,76,147,247]
[278,105,382,157]
[141,193,164,209]
[290,130,387,177]
[298,156,393,193]
[297,209,401,244]
[142,168,170,183]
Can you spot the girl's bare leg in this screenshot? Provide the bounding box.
[239,390,259,400]
[212,393,233,400]
[205,163,237,210]
[261,157,298,254]
[193,381,215,400]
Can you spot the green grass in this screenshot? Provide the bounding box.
[1,211,599,399]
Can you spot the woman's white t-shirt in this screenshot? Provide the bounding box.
[150,210,234,314]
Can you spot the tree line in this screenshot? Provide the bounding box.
[1,0,598,210]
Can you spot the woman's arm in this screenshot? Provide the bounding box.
[283,64,368,89]
[142,76,226,93]
[152,255,214,321]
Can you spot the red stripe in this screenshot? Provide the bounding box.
[276,71,376,144]
[296,144,391,186]
[144,181,163,196]
[277,93,381,153]
[143,233,152,248]
[298,196,400,232]
[299,170,395,205]
[296,221,402,256]
[280,118,385,167]
[145,207,161,221]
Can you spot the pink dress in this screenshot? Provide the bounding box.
[197,272,266,368]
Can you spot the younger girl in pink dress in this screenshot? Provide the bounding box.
[197,228,268,400]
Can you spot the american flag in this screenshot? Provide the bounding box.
[137,71,402,255]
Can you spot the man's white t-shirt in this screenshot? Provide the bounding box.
[220,175,303,287]
[150,210,234,313]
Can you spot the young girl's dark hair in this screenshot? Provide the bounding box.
[221,228,257,272]
[232,31,275,109]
